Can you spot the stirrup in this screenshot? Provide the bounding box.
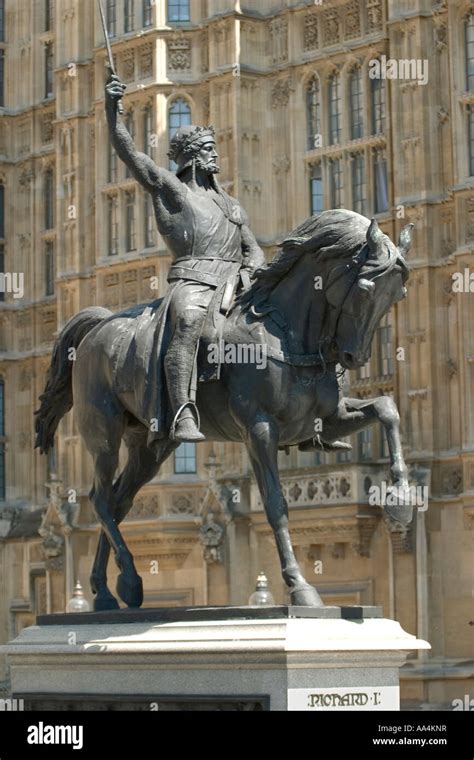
[170,402,201,440]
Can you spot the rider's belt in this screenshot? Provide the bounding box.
[168,266,220,287]
[175,254,243,264]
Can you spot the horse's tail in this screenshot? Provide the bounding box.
[34,307,111,454]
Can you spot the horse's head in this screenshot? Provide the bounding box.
[324,218,412,370]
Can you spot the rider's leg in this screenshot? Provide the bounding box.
[164,284,212,443]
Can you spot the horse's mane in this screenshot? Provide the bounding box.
[239,209,405,307]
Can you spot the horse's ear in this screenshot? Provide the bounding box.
[367,218,383,258]
[398,223,414,258]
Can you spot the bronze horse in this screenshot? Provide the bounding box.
[35,209,413,611]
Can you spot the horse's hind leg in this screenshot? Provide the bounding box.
[79,404,144,608]
[91,435,177,611]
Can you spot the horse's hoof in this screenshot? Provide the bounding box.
[383,486,415,526]
[116,572,143,608]
[290,584,324,607]
[93,595,120,612]
[384,502,414,526]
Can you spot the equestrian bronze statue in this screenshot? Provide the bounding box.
[35,75,414,612]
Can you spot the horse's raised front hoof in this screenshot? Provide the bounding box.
[93,594,120,612]
[385,502,414,527]
[116,572,143,609]
[290,584,325,607]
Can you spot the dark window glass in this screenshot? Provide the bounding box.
[0,50,4,107]
[45,43,54,98]
[352,153,366,215]
[378,313,393,376]
[174,442,196,473]
[45,241,55,296]
[145,193,155,248]
[44,170,54,230]
[328,73,341,145]
[107,0,117,37]
[310,164,323,215]
[126,191,136,251]
[0,245,4,303]
[45,0,55,32]
[330,158,343,208]
[144,105,153,155]
[374,149,388,213]
[466,13,474,91]
[358,427,372,462]
[125,112,135,178]
[143,0,153,28]
[168,0,190,23]
[168,98,191,170]
[0,378,4,500]
[125,0,135,33]
[108,196,118,256]
[336,448,351,464]
[0,184,4,239]
[469,109,474,176]
[371,72,385,134]
[306,77,321,151]
[0,0,5,41]
[350,67,364,139]
[109,142,117,183]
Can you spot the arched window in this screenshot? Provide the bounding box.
[350,67,364,139]
[371,69,385,135]
[466,13,474,91]
[328,72,341,145]
[306,76,321,151]
[168,98,192,170]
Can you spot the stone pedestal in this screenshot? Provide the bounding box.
[2,606,430,711]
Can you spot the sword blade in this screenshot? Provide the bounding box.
[98,0,124,113]
[97,0,116,74]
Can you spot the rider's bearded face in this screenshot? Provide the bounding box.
[194,141,220,174]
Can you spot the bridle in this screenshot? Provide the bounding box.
[248,247,370,375]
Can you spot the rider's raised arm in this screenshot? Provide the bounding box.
[105,75,181,197]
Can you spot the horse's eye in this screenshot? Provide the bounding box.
[358,278,375,296]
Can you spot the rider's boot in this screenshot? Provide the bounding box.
[164,324,205,444]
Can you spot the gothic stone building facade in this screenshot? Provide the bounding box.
[0,0,472,710]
